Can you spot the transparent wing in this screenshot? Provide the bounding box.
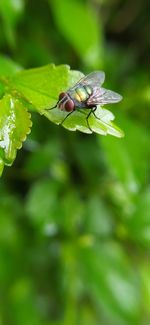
[87,87,123,106]
[71,71,105,89]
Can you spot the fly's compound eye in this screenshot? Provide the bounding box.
[59,92,66,100]
[65,100,74,112]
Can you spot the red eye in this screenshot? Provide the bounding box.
[65,100,74,112]
[59,92,66,100]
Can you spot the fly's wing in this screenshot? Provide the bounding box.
[87,87,123,106]
[70,71,105,90]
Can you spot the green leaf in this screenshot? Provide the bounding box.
[0,63,124,175]
[49,0,103,68]
[79,242,140,325]
[11,64,82,110]
[0,94,32,166]
[45,106,124,137]
[11,64,124,137]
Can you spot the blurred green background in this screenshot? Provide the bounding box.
[0,0,150,324]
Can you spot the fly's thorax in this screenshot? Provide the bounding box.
[71,85,92,103]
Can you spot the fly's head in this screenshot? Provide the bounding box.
[58,92,75,112]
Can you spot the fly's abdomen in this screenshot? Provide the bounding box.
[74,86,92,103]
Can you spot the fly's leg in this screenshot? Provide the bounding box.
[75,108,93,132]
[48,97,69,110]
[48,102,58,110]
[60,111,74,126]
[92,107,102,120]
[48,96,69,111]
[86,109,94,133]
[76,108,87,116]
[86,106,98,132]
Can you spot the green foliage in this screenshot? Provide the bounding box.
[127,188,150,246]
[0,61,123,174]
[0,0,150,324]
[101,115,150,194]
[79,242,140,324]
[0,0,24,47]
[0,54,21,76]
[50,0,103,68]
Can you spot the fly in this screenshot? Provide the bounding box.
[49,71,123,131]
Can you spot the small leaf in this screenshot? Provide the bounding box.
[0,94,32,165]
